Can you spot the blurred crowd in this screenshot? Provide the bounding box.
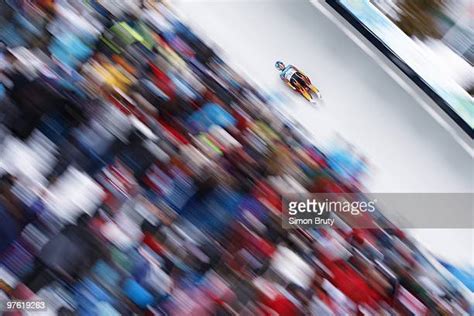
[0,1,470,315]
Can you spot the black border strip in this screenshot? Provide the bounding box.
[326,0,473,138]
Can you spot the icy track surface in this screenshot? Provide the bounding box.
[174,0,473,267]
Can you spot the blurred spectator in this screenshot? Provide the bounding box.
[21,213,107,293]
[0,174,33,253]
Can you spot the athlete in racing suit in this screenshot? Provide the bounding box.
[275,61,321,100]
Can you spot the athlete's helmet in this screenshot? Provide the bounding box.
[275,61,285,71]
